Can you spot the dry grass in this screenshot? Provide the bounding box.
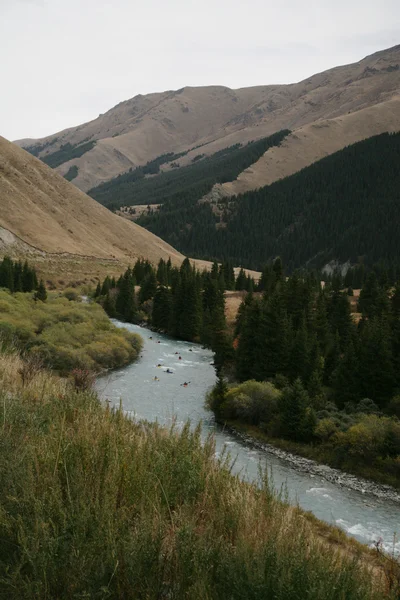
[212,97,400,199]
[0,136,184,264]
[0,349,394,598]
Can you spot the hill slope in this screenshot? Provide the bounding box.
[138,133,400,270]
[0,136,183,264]
[212,96,400,199]
[16,45,400,192]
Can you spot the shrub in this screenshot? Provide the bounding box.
[63,288,81,302]
[0,290,143,373]
[221,380,281,425]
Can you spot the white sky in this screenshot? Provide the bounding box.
[1,0,399,141]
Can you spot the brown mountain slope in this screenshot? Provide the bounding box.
[210,96,400,199]
[16,45,400,192]
[0,136,183,264]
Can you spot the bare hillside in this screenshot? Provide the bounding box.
[0,136,183,264]
[211,96,400,198]
[15,45,400,192]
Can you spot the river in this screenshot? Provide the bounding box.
[96,321,400,555]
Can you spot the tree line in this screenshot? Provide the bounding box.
[126,132,400,272]
[94,257,259,371]
[0,256,47,301]
[88,131,289,211]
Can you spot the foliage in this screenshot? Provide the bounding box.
[40,140,96,169]
[121,132,400,270]
[0,349,390,599]
[63,165,79,181]
[0,290,142,373]
[0,256,38,293]
[89,131,289,217]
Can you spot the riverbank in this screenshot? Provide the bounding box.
[0,348,396,599]
[220,421,400,503]
[0,289,142,373]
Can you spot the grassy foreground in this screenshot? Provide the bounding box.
[0,351,395,599]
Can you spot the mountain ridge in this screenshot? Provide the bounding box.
[15,44,400,192]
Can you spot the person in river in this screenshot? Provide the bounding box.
[181,381,190,387]
[179,356,182,360]
[166,368,173,374]
[153,376,159,381]
[157,363,162,367]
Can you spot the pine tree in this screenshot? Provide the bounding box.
[101,276,112,296]
[280,378,312,442]
[0,256,14,292]
[22,260,36,292]
[34,280,47,302]
[116,270,137,322]
[13,261,23,292]
[94,282,101,297]
[358,317,395,407]
[157,259,168,286]
[235,268,247,291]
[358,272,380,319]
[332,337,360,407]
[139,271,157,304]
[103,290,117,318]
[152,285,172,330]
[288,315,309,382]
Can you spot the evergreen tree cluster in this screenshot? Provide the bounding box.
[124,132,400,271]
[95,258,258,369]
[0,257,38,293]
[32,141,96,169]
[88,131,289,214]
[235,263,400,411]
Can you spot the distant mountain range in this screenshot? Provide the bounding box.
[15,45,400,196]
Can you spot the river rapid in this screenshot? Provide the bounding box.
[96,321,400,555]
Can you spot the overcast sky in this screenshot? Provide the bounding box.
[1,0,399,141]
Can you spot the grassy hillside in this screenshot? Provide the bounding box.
[0,136,184,264]
[89,131,289,209]
[0,347,393,598]
[137,132,400,270]
[215,97,400,199]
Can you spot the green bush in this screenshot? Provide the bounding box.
[221,380,281,425]
[0,290,142,373]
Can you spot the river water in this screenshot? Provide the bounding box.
[96,321,400,555]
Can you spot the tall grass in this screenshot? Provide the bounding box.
[0,351,393,599]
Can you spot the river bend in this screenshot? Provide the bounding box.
[96,321,400,555]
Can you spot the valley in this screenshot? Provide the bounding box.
[1,36,400,599]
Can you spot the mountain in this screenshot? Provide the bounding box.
[138,132,400,271]
[16,45,400,193]
[211,96,400,200]
[0,136,183,264]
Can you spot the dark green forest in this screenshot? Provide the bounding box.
[25,141,96,169]
[94,257,400,486]
[135,132,400,271]
[0,257,38,294]
[88,131,290,210]
[64,165,79,181]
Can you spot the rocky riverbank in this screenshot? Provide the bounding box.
[223,423,400,504]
